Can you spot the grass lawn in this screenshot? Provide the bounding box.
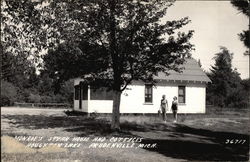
[1,107,249,162]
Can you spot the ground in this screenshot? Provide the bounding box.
[1,107,249,162]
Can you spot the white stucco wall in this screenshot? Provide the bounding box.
[74,100,88,112]
[73,79,207,114]
[88,100,113,113]
[74,100,79,110]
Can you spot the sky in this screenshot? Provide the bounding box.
[163,1,249,79]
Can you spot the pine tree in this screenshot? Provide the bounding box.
[207,47,243,107]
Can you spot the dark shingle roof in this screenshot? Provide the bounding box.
[154,58,211,83]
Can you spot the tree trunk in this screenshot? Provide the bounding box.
[111,90,122,131]
[108,0,121,131]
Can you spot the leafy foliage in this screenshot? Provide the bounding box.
[2,0,194,129]
[2,0,194,89]
[231,0,249,55]
[42,41,110,92]
[1,81,18,106]
[231,0,249,17]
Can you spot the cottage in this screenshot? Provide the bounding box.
[73,58,211,114]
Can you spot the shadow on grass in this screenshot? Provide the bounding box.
[141,138,249,161]
[139,124,249,161]
[2,114,249,161]
[1,114,133,137]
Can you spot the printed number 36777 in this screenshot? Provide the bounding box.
[225,139,246,144]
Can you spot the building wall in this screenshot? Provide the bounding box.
[73,79,207,114]
[88,100,113,113]
[74,100,88,112]
[74,100,79,110]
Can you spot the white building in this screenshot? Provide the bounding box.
[73,58,211,114]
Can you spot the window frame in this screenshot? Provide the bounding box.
[81,84,88,100]
[90,87,113,100]
[178,85,186,104]
[144,84,153,103]
[74,85,80,100]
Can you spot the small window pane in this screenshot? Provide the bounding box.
[75,85,80,100]
[145,84,153,103]
[178,89,184,95]
[82,85,88,100]
[178,86,186,103]
[90,87,113,100]
[178,96,184,103]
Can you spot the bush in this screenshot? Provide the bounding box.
[1,95,11,106]
[59,79,74,104]
[53,94,66,103]
[39,94,66,103]
[27,93,41,103]
[40,95,55,103]
[1,81,18,106]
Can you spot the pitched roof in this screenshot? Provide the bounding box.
[154,58,211,83]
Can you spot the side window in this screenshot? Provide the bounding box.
[90,87,113,100]
[178,86,186,103]
[82,85,88,100]
[145,84,153,103]
[74,85,80,100]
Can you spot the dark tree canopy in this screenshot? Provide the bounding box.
[231,0,249,17]
[231,0,249,55]
[32,0,194,89]
[42,41,110,92]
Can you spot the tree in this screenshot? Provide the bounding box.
[42,41,109,93]
[207,47,245,108]
[1,46,40,101]
[231,0,249,16]
[240,78,250,107]
[231,0,249,77]
[2,0,194,130]
[231,0,249,52]
[1,80,18,106]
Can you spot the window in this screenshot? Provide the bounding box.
[90,87,113,100]
[74,85,80,100]
[145,84,153,103]
[81,85,88,100]
[178,86,186,103]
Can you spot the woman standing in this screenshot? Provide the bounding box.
[160,95,168,123]
[171,96,178,123]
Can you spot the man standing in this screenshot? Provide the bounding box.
[160,95,168,123]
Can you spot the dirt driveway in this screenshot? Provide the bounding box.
[1,107,249,162]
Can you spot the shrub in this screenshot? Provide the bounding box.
[1,95,11,106]
[27,93,41,103]
[53,94,66,103]
[1,81,18,106]
[40,95,54,103]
